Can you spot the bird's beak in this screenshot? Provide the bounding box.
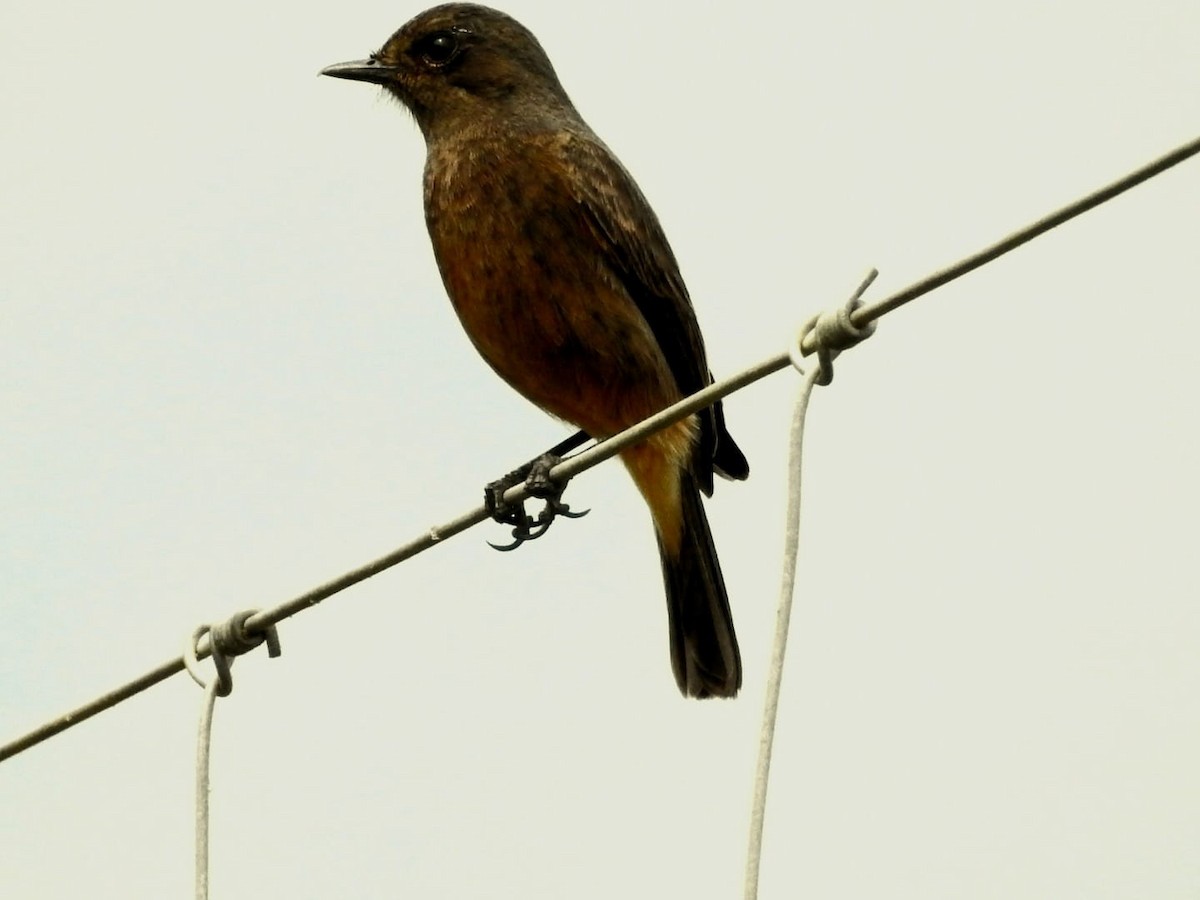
[320,59,397,85]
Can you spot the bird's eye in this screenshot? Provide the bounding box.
[416,31,462,67]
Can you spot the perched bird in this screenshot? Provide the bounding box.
[322,3,749,697]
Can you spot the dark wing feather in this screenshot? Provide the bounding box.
[561,132,747,492]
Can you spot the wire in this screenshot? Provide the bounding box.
[1,131,1198,765]
[803,132,1200,353]
[744,358,823,900]
[0,352,787,763]
[193,677,219,900]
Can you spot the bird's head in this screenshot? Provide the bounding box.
[321,4,574,138]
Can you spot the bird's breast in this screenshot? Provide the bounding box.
[420,133,679,437]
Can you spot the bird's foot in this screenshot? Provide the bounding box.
[485,452,588,552]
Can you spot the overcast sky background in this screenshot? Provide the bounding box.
[2,1,1198,897]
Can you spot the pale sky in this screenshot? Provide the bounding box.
[2,1,1198,897]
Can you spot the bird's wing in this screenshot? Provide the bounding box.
[550,131,741,491]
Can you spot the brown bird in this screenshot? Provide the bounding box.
[322,3,749,697]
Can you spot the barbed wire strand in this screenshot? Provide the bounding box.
[1,131,1197,765]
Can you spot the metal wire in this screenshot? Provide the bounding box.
[1,130,1198,765]
[194,678,220,900]
[0,352,786,763]
[744,360,822,900]
[802,132,1200,351]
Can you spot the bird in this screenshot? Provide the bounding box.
[322,3,749,698]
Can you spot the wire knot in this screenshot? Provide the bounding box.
[790,268,879,385]
[184,610,282,698]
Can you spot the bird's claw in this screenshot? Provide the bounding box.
[486,517,553,552]
[485,453,589,552]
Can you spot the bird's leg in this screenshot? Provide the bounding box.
[544,429,591,458]
[485,433,592,552]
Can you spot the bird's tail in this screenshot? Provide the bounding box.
[659,472,742,698]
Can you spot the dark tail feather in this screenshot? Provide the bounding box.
[712,398,749,484]
[659,473,742,698]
